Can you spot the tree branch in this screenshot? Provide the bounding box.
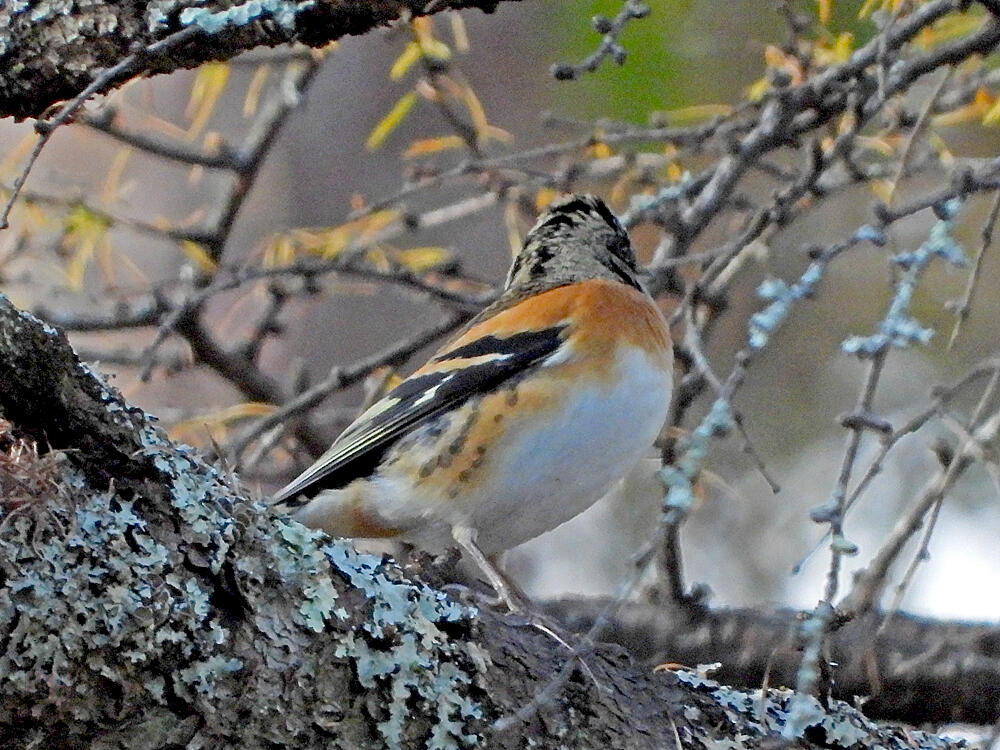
[0,0,520,121]
[546,598,1000,728]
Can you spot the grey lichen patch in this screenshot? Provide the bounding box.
[323,542,481,749]
[671,669,963,750]
[0,0,126,99]
[0,301,485,748]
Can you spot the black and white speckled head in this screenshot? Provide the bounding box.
[504,194,643,294]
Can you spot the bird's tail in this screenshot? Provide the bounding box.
[270,487,401,540]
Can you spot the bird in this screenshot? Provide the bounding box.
[271,194,673,610]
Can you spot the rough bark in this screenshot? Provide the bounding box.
[0,293,970,749]
[546,598,1000,728]
[0,0,519,121]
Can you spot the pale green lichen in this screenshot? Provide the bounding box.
[0,310,484,748]
[672,669,963,750]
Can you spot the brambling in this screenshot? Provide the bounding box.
[272,194,673,609]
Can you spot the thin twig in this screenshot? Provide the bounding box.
[0,25,202,231]
[230,312,469,467]
[841,408,1000,616]
[948,189,1000,347]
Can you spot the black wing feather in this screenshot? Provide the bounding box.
[272,324,566,506]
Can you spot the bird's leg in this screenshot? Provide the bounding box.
[449,526,577,650]
[451,525,531,614]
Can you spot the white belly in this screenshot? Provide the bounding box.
[391,348,672,555]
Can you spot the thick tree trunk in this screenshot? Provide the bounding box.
[0,294,971,748]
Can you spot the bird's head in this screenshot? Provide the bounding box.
[504,194,643,292]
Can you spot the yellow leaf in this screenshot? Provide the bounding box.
[855,135,895,156]
[391,246,453,272]
[12,200,54,236]
[170,402,276,444]
[366,92,418,150]
[534,188,559,211]
[483,124,513,144]
[186,62,230,139]
[96,235,117,288]
[449,12,470,52]
[654,103,732,125]
[61,206,111,291]
[933,87,993,126]
[64,238,99,291]
[412,16,451,60]
[763,44,788,69]
[817,0,831,25]
[364,247,391,271]
[390,42,423,80]
[243,63,270,117]
[301,227,350,259]
[837,110,857,135]
[869,179,894,204]
[269,210,403,261]
[100,147,132,204]
[586,141,612,159]
[927,132,954,167]
[358,209,400,238]
[917,14,985,51]
[457,81,489,136]
[827,32,854,63]
[180,240,217,273]
[411,16,433,36]
[421,37,452,60]
[858,0,884,18]
[746,77,770,101]
[982,92,1000,126]
[403,135,466,158]
[666,162,684,182]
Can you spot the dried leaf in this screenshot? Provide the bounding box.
[933,87,993,126]
[653,103,732,125]
[412,16,452,60]
[456,80,489,135]
[366,92,418,150]
[244,63,270,117]
[869,178,894,204]
[99,148,135,203]
[170,402,276,444]
[817,0,831,26]
[61,206,111,291]
[390,42,423,80]
[403,135,466,158]
[746,77,770,102]
[449,12,470,52]
[391,246,453,272]
[186,62,230,139]
[534,188,559,210]
[180,240,217,273]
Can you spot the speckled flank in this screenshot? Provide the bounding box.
[342,286,671,552]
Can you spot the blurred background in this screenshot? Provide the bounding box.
[1,0,999,622]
